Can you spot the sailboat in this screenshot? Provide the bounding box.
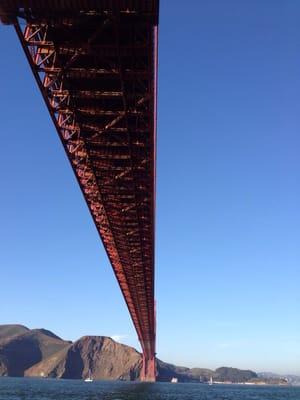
[84,370,93,382]
[208,376,213,385]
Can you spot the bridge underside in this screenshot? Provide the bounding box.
[0,0,158,381]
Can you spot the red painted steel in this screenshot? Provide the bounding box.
[0,0,158,381]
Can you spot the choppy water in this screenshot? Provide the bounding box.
[0,378,299,400]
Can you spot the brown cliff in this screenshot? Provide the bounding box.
[0,325,29,340]
[0,325,70,376]
[0,324,260,383]
[26,336,142,380]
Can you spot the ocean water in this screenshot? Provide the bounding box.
[0,378,299,400]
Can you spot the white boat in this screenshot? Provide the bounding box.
[84,370,93,382]
[209,376,213,385]
[171,377,178,383]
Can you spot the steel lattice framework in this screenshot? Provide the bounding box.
[0,0,158,381]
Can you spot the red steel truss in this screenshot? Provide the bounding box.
[0,0,158,381]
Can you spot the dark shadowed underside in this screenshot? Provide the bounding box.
[0,0,158,381]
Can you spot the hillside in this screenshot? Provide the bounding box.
[213,367,256,382]
[0,325,70,376]
[26,337,216,382]
[0,324,268,383]
[25,338,215,382]
[0,325,29,340]
[26,336,142,380]
[155,363,257,383]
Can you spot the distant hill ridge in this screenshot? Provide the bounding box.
[0,325,70,377]
[0,324,287,383]
[0,325,29,339]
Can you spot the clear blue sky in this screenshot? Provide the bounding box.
[0,0,300,375]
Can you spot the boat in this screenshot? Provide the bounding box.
[84,370,93,382]
[209,376,213,385]
[171,377,178,383]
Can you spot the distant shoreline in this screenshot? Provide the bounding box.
[0,325,298,385]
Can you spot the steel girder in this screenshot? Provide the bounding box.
[0,0,158,381]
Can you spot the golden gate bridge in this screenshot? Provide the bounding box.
[0,0,158,382]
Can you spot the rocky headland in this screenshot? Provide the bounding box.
[0,324,290,384]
